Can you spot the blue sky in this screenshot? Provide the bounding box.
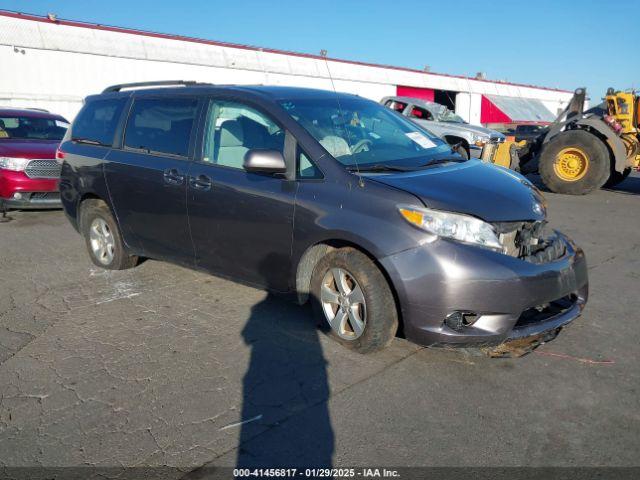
[1,0,638,100]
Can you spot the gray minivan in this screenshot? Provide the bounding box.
[59,82,588,353]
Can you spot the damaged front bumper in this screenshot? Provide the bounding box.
[380,232,588,349]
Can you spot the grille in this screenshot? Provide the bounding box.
[495,221,566,264]
[24,159,61,179]
[515,295,577,328]
[29,192,60,200]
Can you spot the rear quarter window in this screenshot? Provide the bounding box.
[124,97,198,157]
[72,97,128,146]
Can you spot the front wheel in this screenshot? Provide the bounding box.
[310,247,398,353]
[454,144,469,160]
[538,130,610,195]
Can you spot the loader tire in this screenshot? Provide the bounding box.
[539,130,610,195]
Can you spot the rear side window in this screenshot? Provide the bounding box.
[72,97,127,146]
[124,97,198,157]
[409,106,433,120]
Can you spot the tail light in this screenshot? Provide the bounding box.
[55,147,65,164]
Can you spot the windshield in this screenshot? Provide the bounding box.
[437,109,466,124]
[0,116,69,141]
[280,96,451,168]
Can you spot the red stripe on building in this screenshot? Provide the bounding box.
[481,95,511,123]
[396,86,434,102]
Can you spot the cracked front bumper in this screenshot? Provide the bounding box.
[380,233,588,347]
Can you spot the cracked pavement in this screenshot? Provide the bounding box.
[0,174,639,474]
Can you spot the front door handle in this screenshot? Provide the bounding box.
[163,168,185,185]
[189,174,212,191]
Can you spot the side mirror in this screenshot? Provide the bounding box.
[243,149,287,174]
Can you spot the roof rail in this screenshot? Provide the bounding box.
[102,80,201,93]
[25,107,50,113]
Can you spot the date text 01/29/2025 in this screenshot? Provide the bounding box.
[233,468,401,478]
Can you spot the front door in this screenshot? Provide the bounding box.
[187,99,297,291]
[104,96,200,264]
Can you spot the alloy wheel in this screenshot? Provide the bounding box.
[320,267,367,340]
[89,218,115,265]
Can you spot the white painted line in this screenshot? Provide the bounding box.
[219,414,263,431]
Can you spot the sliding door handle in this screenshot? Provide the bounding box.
[189,174,212,191]
[163,168,185,185]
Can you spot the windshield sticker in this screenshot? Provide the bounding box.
[55,120,70,128]
[406,131,436,149]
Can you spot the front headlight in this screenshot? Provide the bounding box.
[0,157,30,171]
[471,133,490,146]
[398,205,502,251]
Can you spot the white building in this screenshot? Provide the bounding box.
[0,10,574,124]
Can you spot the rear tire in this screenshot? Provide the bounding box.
[604,167,631,187]
[80,199,138,270]
[310,247,398,353]
[539,130,610,195]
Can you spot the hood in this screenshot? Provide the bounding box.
[413,118,504,140]
[456,123,504,138]
[366,160,546,223]
[0,139,59,159]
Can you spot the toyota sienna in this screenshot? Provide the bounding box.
[59,82,588,353]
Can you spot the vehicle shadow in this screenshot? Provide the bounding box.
[526,172,640,196]
[233,291,334,468]
[603,174,640,196]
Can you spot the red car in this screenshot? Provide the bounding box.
[0,108,69,209]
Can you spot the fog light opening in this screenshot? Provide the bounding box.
[13,192,22,200]
[445,311,479,331]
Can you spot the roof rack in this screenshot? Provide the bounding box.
[102,80,203,93]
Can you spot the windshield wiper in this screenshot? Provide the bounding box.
[347,164,415,173]
[72,137,109,146]
[419,157,468,168]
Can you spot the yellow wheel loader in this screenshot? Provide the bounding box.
[520,88,640,195]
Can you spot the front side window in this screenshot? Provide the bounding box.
[202,100,285,169]
[124,97,198,157]
[73,98,127,146]
[280,96,449,169]
[0,115,68,141]
[298,149,322,179]
[385,100,408,113]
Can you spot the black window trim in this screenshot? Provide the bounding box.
[120,94,203,160]
[296,144,325,181]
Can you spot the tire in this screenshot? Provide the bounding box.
[604,167,632,187]
[455,144,469,160]
[310,247,398,353]
[80,199,138,270]
[538,130,610,195]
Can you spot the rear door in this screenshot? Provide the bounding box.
[104,95,201,264]
[187,98,297,291]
